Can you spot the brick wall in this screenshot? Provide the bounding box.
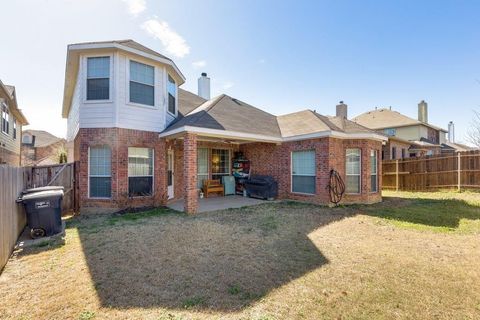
[240,137,382,205]
[75,128,167,213]
[0,147,20,166]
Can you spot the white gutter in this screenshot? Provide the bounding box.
[159,126,388,143]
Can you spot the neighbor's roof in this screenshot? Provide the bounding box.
[62,39,185,118]
[162,91,385,142]
[441,142,476,152]
[23,130,64,148]
[352,108,447,132]
[0,80,29,125]
[277,110,374,137]
[165,94,282,138]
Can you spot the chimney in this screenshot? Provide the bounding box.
[418,100,428,123]
[336,101,348,118]
[448,121,455,143]
[198,72,210,100]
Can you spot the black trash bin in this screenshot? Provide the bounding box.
[17,189,64,239]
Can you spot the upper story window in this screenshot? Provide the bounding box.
[129,60,155,106]
[87,57,110,101]
[384,128,396,136]
[2,104,9,135]
[167,74,176,115]
[13,118,17,139]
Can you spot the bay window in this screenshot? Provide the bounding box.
[87,56,110,100]
[346,148,361,194]
[13,119,17,139]
[292,150,316,194]
[370,150,378,192]
[128,147,154,197]
[167,74,176,114]
[89,146,111,198]
[130,60,155,106]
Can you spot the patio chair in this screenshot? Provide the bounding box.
[203,179,224,198]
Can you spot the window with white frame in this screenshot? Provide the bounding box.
[128,147,154,197]
[87,57,110,100]
[370,150,378,192]
[89,146,111,198]
[2,105,9,134]
[167,74,176,114]
[130,60,154,106]
[197,148,209,188]
[346,148,361,193]
[292,150,316,194]
[211,149,229,181]
[13,119,17,139]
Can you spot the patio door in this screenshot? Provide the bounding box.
[167,150,174,199]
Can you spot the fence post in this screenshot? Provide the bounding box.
[457,152,461,191]
[395,159,399,192]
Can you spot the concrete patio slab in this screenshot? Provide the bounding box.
[167,195,268,213]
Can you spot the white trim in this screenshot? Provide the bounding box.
[83,54,114,104]
[68,42,186,82]
[159,126,387,143]
[291,150,316,195]
[345,148,362,195]
[126,58,157,108]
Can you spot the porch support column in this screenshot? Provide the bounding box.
[183,133,198,214]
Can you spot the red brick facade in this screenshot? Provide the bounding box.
[75,129,382,213]
[240,137,382,205]
[0,147,21,166]
[75,128,167,213]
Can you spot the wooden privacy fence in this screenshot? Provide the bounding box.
[23,162,77,213]
[0,165,27,272]
[382,151,480,191]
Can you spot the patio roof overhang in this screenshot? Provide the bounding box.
[159,126,388,144]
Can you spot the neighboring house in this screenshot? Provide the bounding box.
[62,40,387,214]
[0,80,29,166]
[21,130,66,166]
[353,101,450,159]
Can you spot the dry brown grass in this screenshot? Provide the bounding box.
[1,194,479,320]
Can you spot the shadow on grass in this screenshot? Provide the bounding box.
[72,203,345,311]
[358,196,480,231]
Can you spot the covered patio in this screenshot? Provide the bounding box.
[167,195,267,213]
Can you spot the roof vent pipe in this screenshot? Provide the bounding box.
[418,100,428,123]
[198,73,210,100]
[448,121,455,143]
[336,101,348,118]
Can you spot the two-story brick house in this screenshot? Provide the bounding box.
[0,80,29,166]
[62,40,387,214]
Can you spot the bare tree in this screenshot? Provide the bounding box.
[467,110,480,148]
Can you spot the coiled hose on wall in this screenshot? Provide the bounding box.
[326,169,345,205]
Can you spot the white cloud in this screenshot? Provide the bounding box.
[222,82,234,90]
[141,19,190,58]
[122,0,146,17]
[192,60,207,69]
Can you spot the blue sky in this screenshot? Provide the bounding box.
[1,0,479,141]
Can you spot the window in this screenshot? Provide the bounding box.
[87,57,110,100]
[292,150,316,194]
[2,105,9,134]
[370,150,378,193]
[401,148,406,159]
[384,128,396,136]
[128,147,154,197]
[346,148,361,194]
[89,147,111,198]
[211,149,230,181]
[129,60,154,106]
[13,119,16,139]
[167,74,176,114]
[197,148,209,188]
[391,147,396,160]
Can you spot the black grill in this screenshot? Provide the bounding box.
[244,175,278,200]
